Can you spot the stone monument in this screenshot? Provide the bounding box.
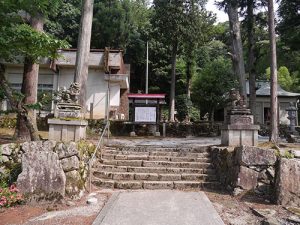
[221,89,260,146]
[286,102,297,134]
[48,82,88,142]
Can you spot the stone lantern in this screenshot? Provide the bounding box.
[286,102,297,134]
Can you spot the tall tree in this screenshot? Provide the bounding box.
[246,0,256,117]
[16,13,44,141]
[74,0,94,110]
[226,0,247,99]
[268,0,278,143]
[151,0,186,122]
[0,0,68,141]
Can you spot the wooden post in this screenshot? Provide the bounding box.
[90,103,93,119]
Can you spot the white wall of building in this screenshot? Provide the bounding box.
[3,66,121,119]
[58,67,120,119]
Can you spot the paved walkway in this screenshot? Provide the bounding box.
[93,190,225,225]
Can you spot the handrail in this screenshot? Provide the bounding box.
[88,121,110,192]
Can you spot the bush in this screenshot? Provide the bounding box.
[0,183,24,208]
[0,117,16,128]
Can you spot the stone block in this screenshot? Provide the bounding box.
[276,158,300,207]
[0,143,18,156]
[92,179,115,189]
[65,170,82,197]
[174,181,202,189]
[113,173,135,180]
[221,124,259,147]
[158,174,181,181]
[61,156,80,172]
[48,119,88,142]
[143,181,174,189]
[21,141,44,153]
[115,181,142,189]
[134,173,159,181]
[55,142,78,159]
[17,150,66,198]
[235,146,277,166]
[117,160,142,167]
[236,166,258,190]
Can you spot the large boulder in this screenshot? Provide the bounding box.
[21,141,44,153]
[236,166,259,190]
[61,156,80,172]
[55,142,78,159]
[65,170,83,197]
[17,150,66,199]
[235,146,276,166]
[276,158,300,207]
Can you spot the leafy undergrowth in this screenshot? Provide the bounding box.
[0,183,24,208]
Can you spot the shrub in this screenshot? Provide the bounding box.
[0,183,24,208]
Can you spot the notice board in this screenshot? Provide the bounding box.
[134,107,156,122]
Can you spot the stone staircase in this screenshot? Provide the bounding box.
[92,145,220,190]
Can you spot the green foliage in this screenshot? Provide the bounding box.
[92,0,134,49]
[175,94,192,121]
[0,24,69,62]
[278,0,300,51]
[191,57,237,118]
[45,0,81,48]
[265,66,299,92]
[0,117,17,129]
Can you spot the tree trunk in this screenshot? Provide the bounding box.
[247,0,257,118]
[15,14,43,141]
[0,64,40,141]
[268,0,278,143]
[74,0,94,113]
[227,2,247,99]
[169,41,178,122]
[186,60,192,99]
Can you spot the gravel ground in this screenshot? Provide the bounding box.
[206,190,299,225]
[0,189,111,225]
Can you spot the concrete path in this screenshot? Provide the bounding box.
[93,190,225,225]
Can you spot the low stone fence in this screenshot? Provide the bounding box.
[0,141,95,200]
[211,145,300,207]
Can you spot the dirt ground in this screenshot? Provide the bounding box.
[0,188,111,225]
[1,188,299,225]
[206,190,299,225]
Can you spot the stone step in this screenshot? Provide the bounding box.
[101,159,212,169]
[104,146,210,153]
[95,164,216,175]
[93,171,217,182]
[92,178,221,190]
[101,153,211,163]
[103,149,210,158]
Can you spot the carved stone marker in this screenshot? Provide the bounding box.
[286,102,297,134]
[48,82,88,142]
[221,89,260,146]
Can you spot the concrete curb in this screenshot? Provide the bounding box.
[92,192,120,225]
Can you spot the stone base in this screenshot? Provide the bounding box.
[48,119,88,142]
[221,124,260,147]
[130,131,136,137]
[154,132,161,137]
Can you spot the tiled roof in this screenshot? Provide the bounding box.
[246,81,300,97]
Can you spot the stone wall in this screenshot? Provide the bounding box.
[212,145,300,206]
[0,141,95,200]
[275,158,300,207]
[212,146,277,198]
